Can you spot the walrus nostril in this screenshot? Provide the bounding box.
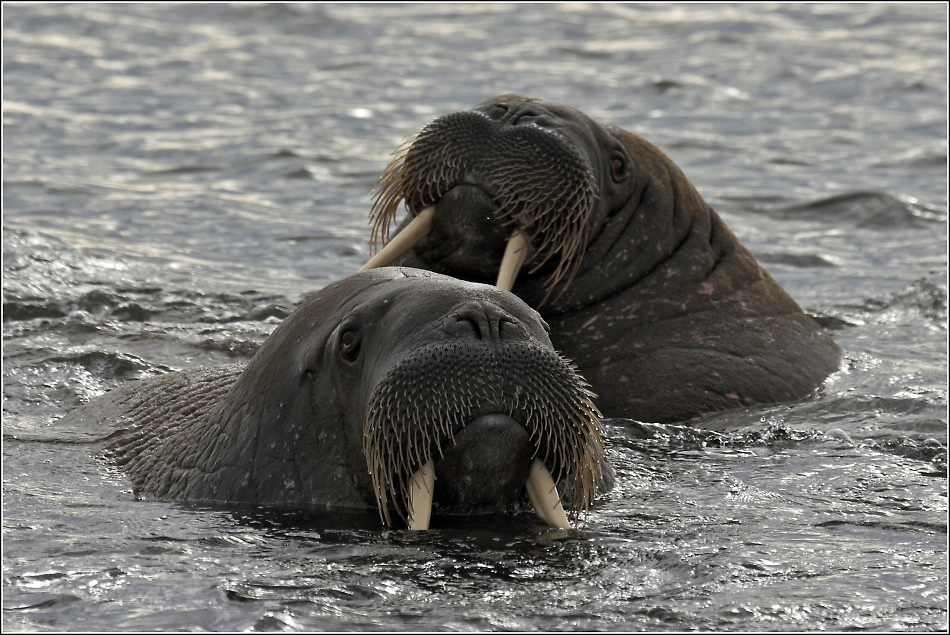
[451,308,493,341]
[505,102,546,127]
[456,315,483,340]
[448,304,525,342]
[486,100,547,126]
[488,102,509,120]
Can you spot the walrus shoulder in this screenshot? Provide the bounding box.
[100,364,246,497]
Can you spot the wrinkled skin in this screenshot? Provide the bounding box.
[377,94,842,422]
[72,268,604,526]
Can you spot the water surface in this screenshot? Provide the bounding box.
[3,3,947,631]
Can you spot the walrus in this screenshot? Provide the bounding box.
[361,94,842,422]
[74,268,605,529]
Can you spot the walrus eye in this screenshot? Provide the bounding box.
[340,328,362,361]
[610,155,627,181]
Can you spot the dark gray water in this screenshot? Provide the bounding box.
[3,3,947,631]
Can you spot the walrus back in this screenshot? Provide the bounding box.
[99,364,245,498]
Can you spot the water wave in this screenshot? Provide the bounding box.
[767,192,947,229]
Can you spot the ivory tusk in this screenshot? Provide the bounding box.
[525,459,571,529]
[407,459,435,530]
[525,471,548,525]
[496,231,529,291]
[360,207,435,271]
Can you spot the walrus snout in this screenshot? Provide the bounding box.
[362,338,604,530]
[418,185,513,282]
[367,99,598,301]
[432,414,534,512]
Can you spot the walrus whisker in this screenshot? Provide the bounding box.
[360,206,434,271]
[369,137,416,249]
[363,341,604,529]
[367,111,598,304]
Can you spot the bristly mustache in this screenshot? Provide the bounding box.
[362,340,604,527]
[369,112,598,304]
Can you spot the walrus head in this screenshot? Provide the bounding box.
[109,268,605,529]
[337,269,605,528]
[365,94,649,305]
[359,97,842,423]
